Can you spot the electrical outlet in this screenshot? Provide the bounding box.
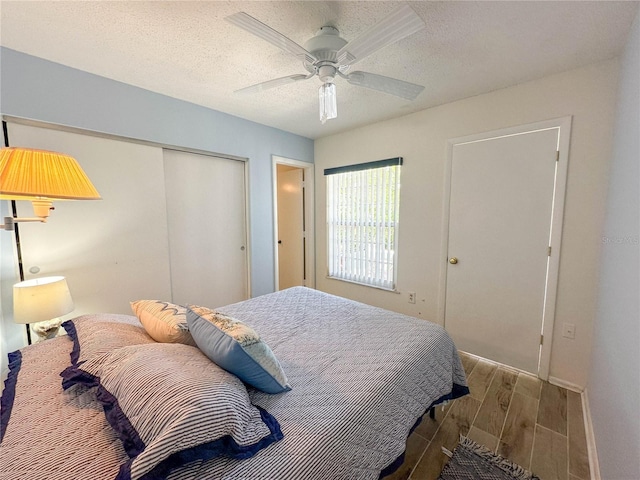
[562,323,576,339]
[408,292,416,304]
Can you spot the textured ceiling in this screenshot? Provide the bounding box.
[1,1,638,139]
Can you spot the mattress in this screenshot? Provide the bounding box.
[1,287,468,479]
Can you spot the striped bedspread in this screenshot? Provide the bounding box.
[0,287,468,479]
[0,322,131,479]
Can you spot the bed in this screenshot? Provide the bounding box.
[0,287,468,480]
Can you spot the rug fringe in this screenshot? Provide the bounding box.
[459,435,539,480]
[441,446,453,458]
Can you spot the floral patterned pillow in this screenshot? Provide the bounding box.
[187,305,291,394]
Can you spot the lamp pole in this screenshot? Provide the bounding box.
[2,120,32,345]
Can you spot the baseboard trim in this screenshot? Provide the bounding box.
[582,388,601,480]
[548,376,583,393]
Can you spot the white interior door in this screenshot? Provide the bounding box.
[445,128,559,374]
[163,149,248,308]
[277,165,305,289]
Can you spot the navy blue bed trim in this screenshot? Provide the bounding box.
[62,320,81,366]
[59,320,89,391]
[379,383,470,478]
[0,351,22,443]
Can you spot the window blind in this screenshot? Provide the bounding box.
[325,158,402,290]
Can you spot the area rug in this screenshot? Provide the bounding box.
[438,436,540,480]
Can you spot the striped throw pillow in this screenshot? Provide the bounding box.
[61,314,155,389]
[71,343,283,480]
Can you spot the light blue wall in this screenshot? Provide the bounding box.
[0,47,314,299]
[588,10,639,480]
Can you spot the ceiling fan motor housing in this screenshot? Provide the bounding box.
[304,26,348,79]
[317,65,337,83]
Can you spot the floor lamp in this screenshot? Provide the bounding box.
[0,122,101,344]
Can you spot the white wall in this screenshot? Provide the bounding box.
[588,10,639,480]
[315,59,619,389]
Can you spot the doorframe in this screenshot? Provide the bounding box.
[272,155,315,290]
[437,116,572,380]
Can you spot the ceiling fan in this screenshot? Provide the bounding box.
[226,5,426,124]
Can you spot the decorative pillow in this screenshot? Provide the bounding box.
[61,314,155,390]
[69,343,283,480]
[130,300,195,345]
[187,305,291,394]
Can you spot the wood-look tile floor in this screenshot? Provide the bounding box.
[385,352,591,480]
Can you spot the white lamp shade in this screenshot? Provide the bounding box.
[13,276,75,324]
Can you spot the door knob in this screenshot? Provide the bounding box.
[449,257,458,264]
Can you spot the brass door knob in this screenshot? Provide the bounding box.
[449,257,458,264]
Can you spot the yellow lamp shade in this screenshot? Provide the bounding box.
[0,147,101,200]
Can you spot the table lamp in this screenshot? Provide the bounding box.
[13,276,75,342]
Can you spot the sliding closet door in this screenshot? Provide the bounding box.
[163,150,248,308]
[5,122,172,316]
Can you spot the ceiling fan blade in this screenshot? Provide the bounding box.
[226,12,317,64]
[336,4,425,67]
[345,71,424,100]
[235,74,312,95]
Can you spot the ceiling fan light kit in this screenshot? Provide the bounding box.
[226,5,426,124]
[319,82,337,124]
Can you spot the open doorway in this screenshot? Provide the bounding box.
[272,156,315,291]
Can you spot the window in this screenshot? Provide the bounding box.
[325,157,402,290]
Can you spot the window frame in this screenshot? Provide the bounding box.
[324,157,402,291]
